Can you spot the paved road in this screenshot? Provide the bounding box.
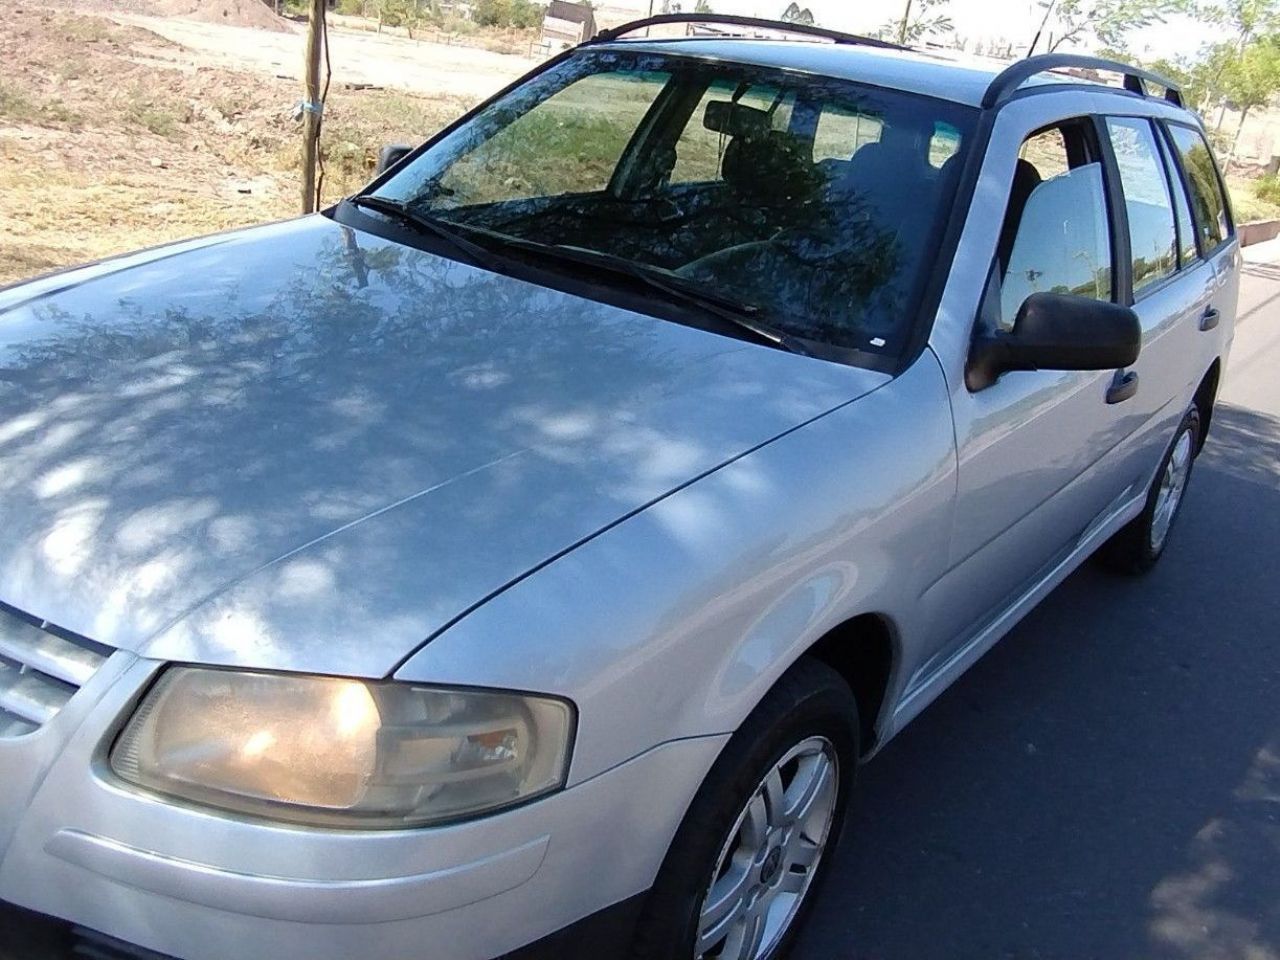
[795,256,1280,960]
[2,264,1278,960]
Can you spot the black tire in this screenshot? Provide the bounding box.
[631,658,859,960]
[1096,405,1201,575]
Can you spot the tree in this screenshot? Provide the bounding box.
[1030,0,1187,55]
[694,0,713,12]
[882,0,953,45]
[781,2,816,25]
[1217,37,1280,163]
[1202,0,1280,46]
[377,0,424,37]
[1198,0,1280,126]
[472,0,538,27]
[1144,42,1235,114]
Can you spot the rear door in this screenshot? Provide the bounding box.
[1096,115,1240,496]
[1093,114,1203,493]
[1164,121,1241,370]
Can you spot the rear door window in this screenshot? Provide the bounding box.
[1105,117,1177,295]
[1155,127,1199,267]
[812,104,883,163]
[1166,124,1232,253]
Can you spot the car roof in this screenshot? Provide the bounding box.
[596,37,1104,108]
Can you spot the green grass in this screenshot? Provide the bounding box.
[438,76,663,203]
[59,17,116,42]
[1252,173,1280,207]
[0,82,83,128]
[1228,174,1280,223]
[122,87,190,138]
[317,91,471,194]
[0,82,37,123]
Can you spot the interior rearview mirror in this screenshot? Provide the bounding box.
[375,144,414,176]
[966,292,1141,391]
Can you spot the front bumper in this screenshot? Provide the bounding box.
[1,890,650,960]
[1,655,726,960]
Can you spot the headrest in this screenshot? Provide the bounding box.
[1013,157,1043,194]
[722,129,819,206]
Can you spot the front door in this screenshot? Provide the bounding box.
[907,109,1141,702]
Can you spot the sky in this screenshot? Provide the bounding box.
[617,0,1227,61]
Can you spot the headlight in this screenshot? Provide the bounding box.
[110,667,574,828]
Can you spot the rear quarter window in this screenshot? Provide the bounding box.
[1166,123,1232,253]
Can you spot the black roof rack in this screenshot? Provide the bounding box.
[591,14,908,52]
[983,53,1183,109]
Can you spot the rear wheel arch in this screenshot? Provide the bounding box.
[1192,359,1221,454]
[801,613,896,757]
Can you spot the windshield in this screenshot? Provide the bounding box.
[371,48,976,362]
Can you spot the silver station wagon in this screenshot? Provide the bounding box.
[0,14,1238,960]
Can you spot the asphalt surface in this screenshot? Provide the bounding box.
[2,263,1278,960]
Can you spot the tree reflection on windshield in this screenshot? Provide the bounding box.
[374,49,977,362]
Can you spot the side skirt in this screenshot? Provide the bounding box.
[887,489,1147,736]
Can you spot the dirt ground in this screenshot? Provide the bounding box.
[0,3,533,285]
[111,11,536,100]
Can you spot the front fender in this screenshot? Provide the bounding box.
[396,351,957,785]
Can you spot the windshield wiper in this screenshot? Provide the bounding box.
[346,195,502,272]
[478,235,813,357]
[347,200,811,357]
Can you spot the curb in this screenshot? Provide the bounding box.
[1239,218,1280,247]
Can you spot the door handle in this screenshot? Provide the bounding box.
[1200,306,1220,331]
[1106,370,1139,404]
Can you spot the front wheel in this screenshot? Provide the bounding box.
[1097,405,1201,574]
[631,659,858,960]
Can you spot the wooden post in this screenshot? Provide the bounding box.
[301,0,325,213]
[897,0,913,45]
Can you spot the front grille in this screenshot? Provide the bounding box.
[0,603,113,738]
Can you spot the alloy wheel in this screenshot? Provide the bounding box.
[1151,428,1193,551]
[694,737,839,960]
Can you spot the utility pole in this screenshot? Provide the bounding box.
[897,0,913,45]
[1028,0,1056,57]
[301,0,325,213]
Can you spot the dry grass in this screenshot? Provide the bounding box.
[0,7,477,286]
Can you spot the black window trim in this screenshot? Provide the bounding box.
[1091,114,1133,306]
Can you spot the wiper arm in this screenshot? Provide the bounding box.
[346,195,501,272]
[478,235,812,357]
[598,254,814,358]
[557,245,813,357]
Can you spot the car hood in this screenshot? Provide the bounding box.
[0,215,887,677]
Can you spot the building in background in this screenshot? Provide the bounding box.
[540,0,598,49]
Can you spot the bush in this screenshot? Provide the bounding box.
[1254,173,1280,207]
[474,0,541,28]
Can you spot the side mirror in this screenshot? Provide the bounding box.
[375,143,414,176]
[966,292,1141,391]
